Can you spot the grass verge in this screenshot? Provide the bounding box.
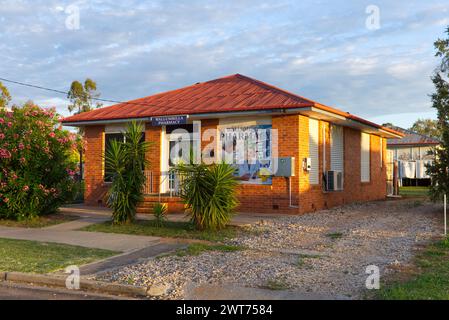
[81,220,246,242]
[0,238,118,273]
[377,237,449,300]
[399,186,430,198]
[0,214,77,228]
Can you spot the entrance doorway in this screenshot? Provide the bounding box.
[161,124,199,194]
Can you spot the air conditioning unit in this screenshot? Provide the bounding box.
[326,170,343,191]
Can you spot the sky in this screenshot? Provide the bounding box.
[0,0,448,129]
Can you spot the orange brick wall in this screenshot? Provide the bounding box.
[233,115,301,213]
[82,116,387,214]
[145,123,162,192]
[296,117,387,214]
[199,115,387,214]
[83,125,108,206]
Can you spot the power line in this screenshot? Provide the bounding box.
[0,76,155,108]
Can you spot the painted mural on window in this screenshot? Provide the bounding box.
[220,124,272,185]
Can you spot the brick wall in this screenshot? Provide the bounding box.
[83,125,108,206]
[234,115,302,213]
[296,117,387,214]
[82,116,387,214]
[201,114,387,214]
[145,123,162,192]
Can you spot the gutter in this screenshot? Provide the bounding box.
[62,117,152,126]
[61,105,403,139]
[62,109,288,126]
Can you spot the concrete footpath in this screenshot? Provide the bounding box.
[0,221,160,252]
[0,207,203,278]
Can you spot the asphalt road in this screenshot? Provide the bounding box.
[0,282,128,300]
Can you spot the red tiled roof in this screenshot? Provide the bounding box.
[61,74,403,137]
[62,74,313,123]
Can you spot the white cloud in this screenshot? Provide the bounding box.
[386,62,425,79]
[0,0,447,125]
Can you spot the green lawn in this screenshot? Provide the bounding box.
[399,186,430,198]
[378,237,449,300]
[81,220,245,242]
[0,238,118,273]
[0,214,77,228]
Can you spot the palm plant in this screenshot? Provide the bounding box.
[105,121,150,224]
[175,162,239,230]
[153,202,168,227]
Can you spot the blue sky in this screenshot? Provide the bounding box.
[0,0,448,128]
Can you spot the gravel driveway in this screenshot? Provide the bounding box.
[97,199,443,299]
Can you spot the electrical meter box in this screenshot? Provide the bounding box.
[274,157,295,177]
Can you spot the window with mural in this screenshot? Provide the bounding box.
[220,124,272,185]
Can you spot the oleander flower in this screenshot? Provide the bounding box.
[0,149,11,159]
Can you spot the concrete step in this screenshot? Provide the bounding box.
[138,196,185,214]
[136,208,151,214]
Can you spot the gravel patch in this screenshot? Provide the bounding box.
[96,199,442,299]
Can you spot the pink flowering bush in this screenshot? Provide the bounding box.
[0,104,78,220]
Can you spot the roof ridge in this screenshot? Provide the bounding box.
[229,73,315,104]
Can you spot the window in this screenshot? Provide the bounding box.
[309,118,319,184]
[219,124,273,185]
[104,132,145,182]
[104,133,125,182]
[361,132,370,182]
[330,125,344,173]
[167,124,198,166]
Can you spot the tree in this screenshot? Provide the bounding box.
[105,122,151,224]
[409,118,441,140]
[0,104,77,220]
[67,78,102,114]
[175,162,239,230]
[428,26,449,201]
[67,79,101,181]
[0,82,11,110]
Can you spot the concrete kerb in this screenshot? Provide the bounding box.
[3,272,148,297]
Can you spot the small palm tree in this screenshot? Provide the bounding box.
[175,162,239,230]
[153,202,168,227]
[105,121,150,224]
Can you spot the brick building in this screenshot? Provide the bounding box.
[62,74,403,214]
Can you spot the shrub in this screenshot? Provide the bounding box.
[153,202,167,227]
[105,121,151,224]
[0,104,78,220]
[175,162,239,230]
